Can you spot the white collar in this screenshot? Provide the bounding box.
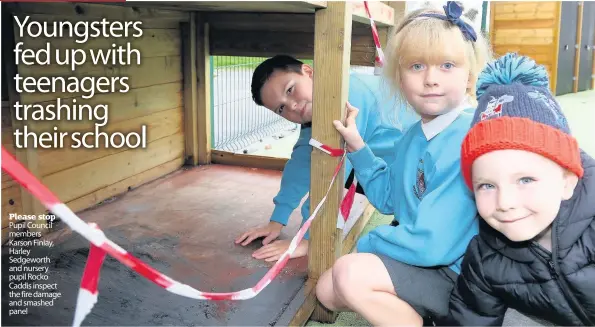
[421,98,470,141]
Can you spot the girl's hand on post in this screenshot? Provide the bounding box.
[333,102,365,153]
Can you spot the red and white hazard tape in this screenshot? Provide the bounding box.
[309,138,345,157]
[1,3,384,324]
[308,138,357,225]
[363,1,385,75]
[1,141,346,327]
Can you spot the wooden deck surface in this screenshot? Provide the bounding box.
[1,164,311,326]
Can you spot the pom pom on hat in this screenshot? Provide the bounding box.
[461,53,583,190]
[476,52,550,98]
[470,52,569,133]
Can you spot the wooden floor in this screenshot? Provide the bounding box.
[1,164,310,326]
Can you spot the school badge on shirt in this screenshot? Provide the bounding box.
[413,158,426,200]
[480,94,514,121]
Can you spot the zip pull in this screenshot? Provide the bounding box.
[548,260,558,278]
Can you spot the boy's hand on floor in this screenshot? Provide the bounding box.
[252,239,309,262]
[235,221,283,246]
[333,102,365,153]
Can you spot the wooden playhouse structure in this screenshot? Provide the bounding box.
[1,1,403,325]
[489,1,595,96]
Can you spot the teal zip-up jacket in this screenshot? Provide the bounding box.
[269,73,419,239]
[347,106,479,274]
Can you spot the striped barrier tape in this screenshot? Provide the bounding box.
[2,3,383,324]
[308,138,357,225]
[1,141,346,327]
[363,1,385,75]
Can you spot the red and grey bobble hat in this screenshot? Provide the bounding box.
[461,53,584,190]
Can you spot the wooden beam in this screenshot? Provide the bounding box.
[573,2,584,93]
[551,1,562,94]
[197,17,212,164]
[283,278,317,327]
[387,0,407,36]
[3,2,190,28]
[117,1,326,13]
[352,1,394,27]
[341,203,375,256]
[210,29,313,58]
[207,12,314,32]
[182,14,199,166]
[210,150,287,171]
[286,204,375,326]
[1,10,47,233]
[308,1,351,323]
[209,20,378,66]
[377,27,389,50]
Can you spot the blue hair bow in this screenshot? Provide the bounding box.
[418,1,477,42]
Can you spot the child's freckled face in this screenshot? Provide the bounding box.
[471,149,577,244]
[259,66,314,124]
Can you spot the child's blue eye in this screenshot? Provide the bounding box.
[519,177,535,185]
[477,183,494,191]
[411,64,424,71]
[287,86,293,94]
[442,63,454,69]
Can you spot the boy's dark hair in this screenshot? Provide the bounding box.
[251,55,304,106]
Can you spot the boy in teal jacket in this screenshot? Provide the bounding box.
[235,55,418,261]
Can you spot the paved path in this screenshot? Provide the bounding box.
[556,90,595,157]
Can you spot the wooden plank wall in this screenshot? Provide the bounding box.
[207,12,380,67]
[2,3,190,242]
[490,1,561,93]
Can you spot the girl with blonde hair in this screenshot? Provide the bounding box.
[315,2,493,325]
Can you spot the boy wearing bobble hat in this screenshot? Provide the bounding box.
[444,53,595,326]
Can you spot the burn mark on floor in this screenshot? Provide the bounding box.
[1,165,309,326]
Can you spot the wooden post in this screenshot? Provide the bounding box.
[388,0,407,36]
[196,16,212,165]
[308,1,352,323]
[551,1,563,95]
[182,13,199,166]
[573,2,584,93]
[2,10,46,232]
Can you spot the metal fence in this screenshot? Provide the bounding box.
[210,56,298,153]
[210,56,376,154]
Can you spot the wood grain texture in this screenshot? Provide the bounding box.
[490,1,561,94]
[182,15,199,165]
[308,1,351,323]
[196,17,212,165]
[2,10,47,236]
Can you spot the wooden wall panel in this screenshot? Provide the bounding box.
[3,3,186,243]
[43,133,184,204]
[490,1,560,93]
[207,12,379,66]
